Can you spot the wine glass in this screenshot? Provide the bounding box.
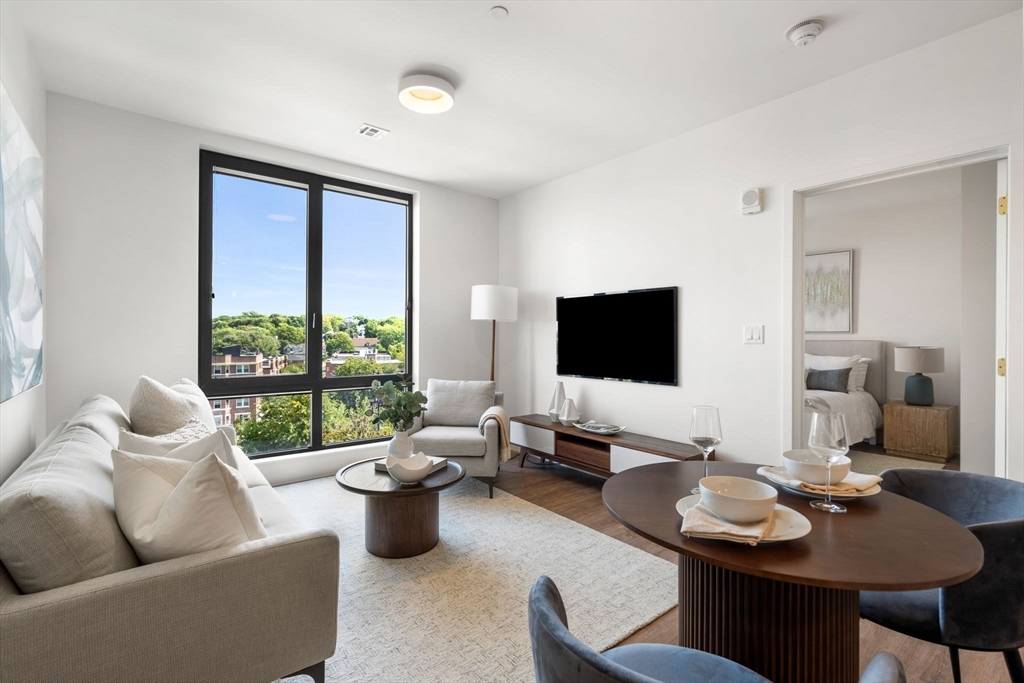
[689,406,722,495]
[807,411,850,514]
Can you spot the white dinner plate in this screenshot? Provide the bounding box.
[675,497,812,544]
[761,465,881,501]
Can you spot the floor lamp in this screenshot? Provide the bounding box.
[471,285,518,382]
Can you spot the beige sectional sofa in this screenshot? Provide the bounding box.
[0,395,339,683]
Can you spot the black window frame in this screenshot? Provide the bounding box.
[199,151,414,458]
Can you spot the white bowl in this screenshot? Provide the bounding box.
[699,475,778,524]
[783,450,851,486]
[386,452,432,484]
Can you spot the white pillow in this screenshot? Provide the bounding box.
[804,354,869,393]
[129,377,216,437]
[117,427,268,488]
[111,451,267,564]
[422,379,496,427]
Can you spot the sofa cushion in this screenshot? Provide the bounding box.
[65,394,131,447]
[0,425,140,593]
[422,379,495,427]
[249,485,308,537]
[112,451,268,564]
[129,376,216,437]
[412,425,487,457]
[117,428,269,488]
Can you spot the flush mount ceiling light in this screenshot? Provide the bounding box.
[786,18,826,47]
[398,74,455,114]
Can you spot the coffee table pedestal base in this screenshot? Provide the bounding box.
[678,554,859,683]
[364,492,439,558]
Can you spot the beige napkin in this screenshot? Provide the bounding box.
[757,465,881,494]
[681,502,776,546]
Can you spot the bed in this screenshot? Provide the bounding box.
[803,340,886,446]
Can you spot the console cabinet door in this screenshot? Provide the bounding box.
[511,423,555,455]
[610,445,674,473]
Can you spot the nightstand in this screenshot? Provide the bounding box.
[883,401,959,462]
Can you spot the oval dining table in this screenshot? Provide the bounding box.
[602,461,984,683]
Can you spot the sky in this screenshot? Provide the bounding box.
[211,173,406,320]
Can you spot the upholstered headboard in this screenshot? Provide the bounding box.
[804,339,886,406]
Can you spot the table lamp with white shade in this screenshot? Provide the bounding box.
[471,285,518,381]
[894,346,944,406]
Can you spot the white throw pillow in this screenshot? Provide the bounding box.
[805,354,867,393]
[117,427,268,488]
[422,379,496,427]
[112,451,267,564]
[129,376,216,437]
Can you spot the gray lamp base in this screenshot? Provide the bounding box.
[904,373,935,406]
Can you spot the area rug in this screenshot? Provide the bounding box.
[848,449,946,476]
[276,476,677,683]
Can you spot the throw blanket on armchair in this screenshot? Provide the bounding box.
[480,406,512,461]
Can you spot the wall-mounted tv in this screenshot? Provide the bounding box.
[556,286,677,386]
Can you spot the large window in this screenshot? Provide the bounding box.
[199,152,412,458]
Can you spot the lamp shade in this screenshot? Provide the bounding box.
[894,346,944,374]
[471,285,518,322]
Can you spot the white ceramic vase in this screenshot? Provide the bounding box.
[388,430,414,459]
[558,398,580,426]
[547,382,566,422]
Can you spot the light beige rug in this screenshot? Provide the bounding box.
[276,476,676,683]
[848,449,946,476]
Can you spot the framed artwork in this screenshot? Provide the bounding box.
[805,249,852,333]
[1,82,44,403]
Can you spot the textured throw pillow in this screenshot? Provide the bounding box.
[806,368,852,393]
[112,451,268,564]
[129,376,216,437]
[805,354,866,393]
[117,427,268,488]
[422,379,496,427]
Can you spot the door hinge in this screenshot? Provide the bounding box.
[997,358,1006,377]
[998,196,1007,215]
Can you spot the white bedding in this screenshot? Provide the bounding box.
[804,389,884,445]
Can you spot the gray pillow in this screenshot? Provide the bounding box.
[422,379,495,427]
[806,368,852,393]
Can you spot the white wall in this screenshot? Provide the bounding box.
[0,10,47,482]
[45,95,498,440]
[498,12,1023,464]
[961,161,999,475]
[804,168,963,408]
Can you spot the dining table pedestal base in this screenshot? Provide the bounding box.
[678,554,859,683]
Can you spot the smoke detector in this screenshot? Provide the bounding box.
[355,123,390,140]
[786,19,826,47]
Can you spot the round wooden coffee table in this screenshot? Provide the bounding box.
[336,459,464,559]
[603,461,984,683]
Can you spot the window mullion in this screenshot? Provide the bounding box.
[309,179,325,449]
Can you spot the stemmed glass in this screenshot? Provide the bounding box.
[689,406,722,495]
[807,411,850,514]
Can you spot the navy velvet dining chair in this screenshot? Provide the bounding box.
[528,575,906,683]
[860,469,1024,683]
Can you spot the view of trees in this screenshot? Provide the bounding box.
[213,311,407,454]
[234,391,393,454]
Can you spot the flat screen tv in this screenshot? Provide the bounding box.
[556,286,677,385]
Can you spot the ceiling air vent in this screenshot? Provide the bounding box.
[355,123,390,140]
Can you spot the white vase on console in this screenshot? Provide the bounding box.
[558,398,580,426]
[547,382,565,422]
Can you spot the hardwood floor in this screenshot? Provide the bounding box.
[492,455,1020,683]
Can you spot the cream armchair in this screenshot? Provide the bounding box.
[407,379,505,498]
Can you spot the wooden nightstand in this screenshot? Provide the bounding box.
[883,401,959,462]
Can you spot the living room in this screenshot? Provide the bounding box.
[1,2,1022,683]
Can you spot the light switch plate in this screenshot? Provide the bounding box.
[743,325,764,344]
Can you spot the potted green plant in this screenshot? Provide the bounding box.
[365,376,427,459]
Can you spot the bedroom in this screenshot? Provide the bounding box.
[801,161,1004,476]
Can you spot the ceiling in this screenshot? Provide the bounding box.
[6,1,1021,198]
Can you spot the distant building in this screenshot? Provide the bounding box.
[210,345,286,426]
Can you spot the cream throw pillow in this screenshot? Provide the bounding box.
[117,427,268,488]
[112,451,268,564]
[129,376,216,437]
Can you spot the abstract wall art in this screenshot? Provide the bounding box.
[1,82,44,403]
[805,249,852,333]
